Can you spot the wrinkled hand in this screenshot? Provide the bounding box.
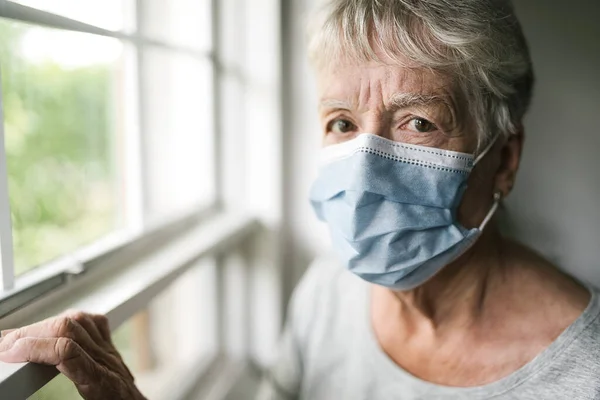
[0,310,146,400]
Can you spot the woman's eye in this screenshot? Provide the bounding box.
[329,119,356,134]
[404,117,438,133]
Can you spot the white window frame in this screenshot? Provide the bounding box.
[0,0,218,316]
[0,0,287,398]
[0,80,14,292]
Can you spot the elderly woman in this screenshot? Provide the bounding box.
[1,0,599,399]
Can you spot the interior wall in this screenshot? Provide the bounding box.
[281,0,600,298]
[506,0,600,285]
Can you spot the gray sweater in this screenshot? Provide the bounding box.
[257,257,600,400]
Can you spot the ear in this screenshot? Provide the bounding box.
[494,127,524,198]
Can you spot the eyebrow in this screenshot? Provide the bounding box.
[319,99,352,110]
[318,93,448,111]
[387,93,446,109]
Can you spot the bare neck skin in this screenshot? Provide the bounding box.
[386,228,506,333]
[371,223,591,386]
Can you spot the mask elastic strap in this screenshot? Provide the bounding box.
[473,134,500,166]
[479,191,502,231]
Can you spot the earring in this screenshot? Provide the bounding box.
[493,190,502,202]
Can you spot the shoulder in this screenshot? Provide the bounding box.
[552,283,600,372]
[537,284,600,391]
[571,284,600,348]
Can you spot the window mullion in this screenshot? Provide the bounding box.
[211,0,223,205]
[135,0,149,227]
[0,1,209,60]
[121,42,144,231]
[0,67,15,291]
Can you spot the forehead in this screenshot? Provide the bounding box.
[317,59,456,109]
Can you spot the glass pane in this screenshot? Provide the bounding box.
[143,47,215,221]
[0,20,129,274]
[30,260,218,400]
[140,0,212,51]
[11,0,134,32]
[136,260,218,397]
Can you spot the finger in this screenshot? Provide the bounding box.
[0,314,70,351]
[0,337,101,387]
[88,314,135,381]
[64,312,134,381]
[60,311,135,382]
[0,315,113,369]
[65,312,121,358]
[0,316,89,351]
[61,310,117,351]
[0,336,77,364]
[1,329,16,337]
[86,314,135,382]
[0,314,135,385]
[62,311,106,348]
[90,314,112,344]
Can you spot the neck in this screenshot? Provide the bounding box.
[379,227,509,333]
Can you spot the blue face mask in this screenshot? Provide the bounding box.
[309,133,500,291]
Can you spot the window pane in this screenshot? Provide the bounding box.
[0,20,131,274]
[136,260,218,397]
[142,47,215,221]
[140,0,211,51]
[11,0,134,32]
[30,260,218,400]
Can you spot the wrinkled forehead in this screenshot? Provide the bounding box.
[316,58,460,112]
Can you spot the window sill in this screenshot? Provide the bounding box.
[0,211,260,399]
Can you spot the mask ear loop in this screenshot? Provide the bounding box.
[479,191,502,231]
[473,134,500,166]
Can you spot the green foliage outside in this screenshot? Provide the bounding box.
[0,19,118,274]
[0,19,132,399]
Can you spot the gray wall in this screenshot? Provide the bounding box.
[507,1,600,285]
[281,0,600,296]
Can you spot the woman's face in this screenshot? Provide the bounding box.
[316,58,522,230]
[317,60,475,152]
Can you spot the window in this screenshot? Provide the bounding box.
[0,20,130,274]
[31,260,218,400]
[139,0,211,51]
[0,0,284,398]
[141,47,215,220]
[11,0,133,31]
[0,0,216,287]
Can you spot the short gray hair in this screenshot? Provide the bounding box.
[308,0,534,150]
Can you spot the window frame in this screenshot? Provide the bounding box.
[0,79,14,291]
[0,210,261,399]
[0,0,287,397]
[0,0,218,316]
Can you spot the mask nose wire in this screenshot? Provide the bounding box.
[473,134,500,166]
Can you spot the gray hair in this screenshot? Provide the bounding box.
[307,0,534,150]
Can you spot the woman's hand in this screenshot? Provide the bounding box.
[0,310,146,400]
